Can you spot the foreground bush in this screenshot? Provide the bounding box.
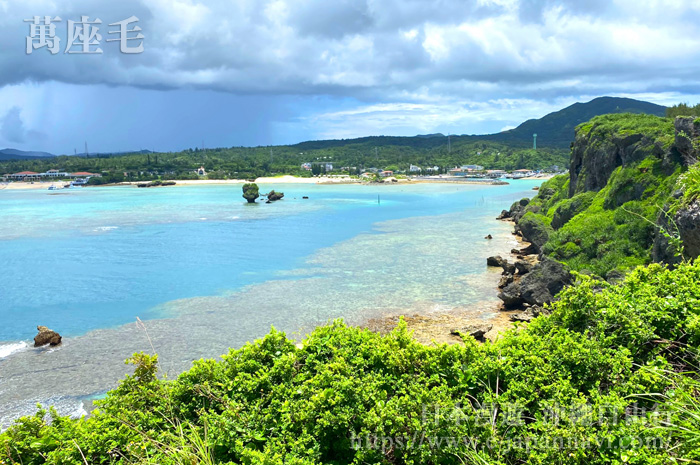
[3,261,700,464]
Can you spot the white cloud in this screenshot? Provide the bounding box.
[0,0,697,101]
[2,0,700,149]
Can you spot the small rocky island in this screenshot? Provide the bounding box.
[34,325,62,347]
[264,190,284,202]
[242,183,260,203]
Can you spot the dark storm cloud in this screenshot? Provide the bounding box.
[1,107,26,143]
[1,0,700,152]
[0,0,697,104]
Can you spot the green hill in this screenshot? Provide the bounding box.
[485,97,667,148]
[507,113,700,278]
[0,97,667,177]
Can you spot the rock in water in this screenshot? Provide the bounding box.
[487,255,506,267]
[265,190,285,201]
[34,326,62,347]
[485,234,493,240]
[242,183,260,203]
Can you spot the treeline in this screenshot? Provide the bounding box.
[666,102,700,118]
[0,138,568,182]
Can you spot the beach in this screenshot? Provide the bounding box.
[1,174,554,191]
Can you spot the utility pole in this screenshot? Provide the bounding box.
[533,133,537,151]
[448,134,451,153]
[270,149,273,164]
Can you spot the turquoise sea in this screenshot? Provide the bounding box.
[0,180,542,427]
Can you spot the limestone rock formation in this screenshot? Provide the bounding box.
[498,257,572,308]
[34,326,62,347]
[265,190,285,201]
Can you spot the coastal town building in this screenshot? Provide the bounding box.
[5,170,101,181]
[196,166,207,176]
[301,163,312,170]
[511,169,534,178]
[486,170,507,178]
[448,165,486,176]
[379,170,393,177]
[409,164,422,172]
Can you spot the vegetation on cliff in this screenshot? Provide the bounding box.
[511,113,698,278]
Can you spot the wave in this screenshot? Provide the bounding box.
[0,396,88,431]
[0,341,29,359]
[94,226,119,232]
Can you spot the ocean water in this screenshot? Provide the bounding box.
[0,181,541,428]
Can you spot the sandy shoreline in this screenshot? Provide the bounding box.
[1,174,553,191]
[361,224,533,345]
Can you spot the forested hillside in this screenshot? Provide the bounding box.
[0,97,667,182]
[0,140,565,183]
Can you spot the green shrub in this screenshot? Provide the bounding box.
[5,262,700,464]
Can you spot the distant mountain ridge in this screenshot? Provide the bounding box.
[483,97,667,148]
[0,148,56,161]
[0,97,667,161]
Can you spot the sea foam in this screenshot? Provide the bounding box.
[0,341,29,359]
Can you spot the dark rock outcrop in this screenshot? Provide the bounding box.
[265,190,285,201]
[654,199,700,264]
[485,234,493,240]
[34,326,62,347]
[487,256,516,274]
[498,274,514,289]
[498,257,572,308]
[450,324,493,342]
[514,260,533,275]
[674,117,700,166]
[497,198,530,221]
[675,200,700,259]
[569,123,668,198]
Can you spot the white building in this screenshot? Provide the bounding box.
[409,164,422,172]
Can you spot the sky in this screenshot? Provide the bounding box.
[1,0,700,154]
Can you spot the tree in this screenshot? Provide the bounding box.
[242,183,259,203]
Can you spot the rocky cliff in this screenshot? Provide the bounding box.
[568,114,676,197]
[504,113,700,280]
